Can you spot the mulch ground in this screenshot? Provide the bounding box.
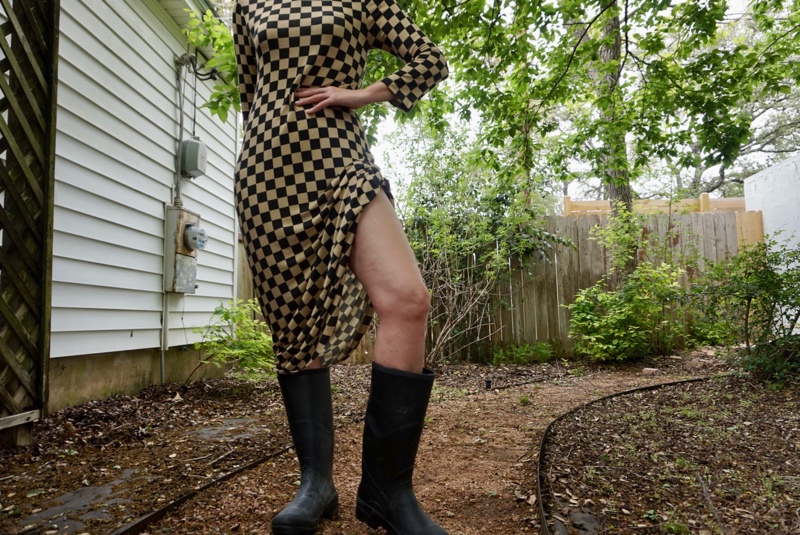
[1,352,796,535]
[541,374,800,534]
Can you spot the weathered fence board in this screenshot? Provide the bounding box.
[484,211,763,357]
[545,218,561,343]
[238,209,764,363]
[0,0,60,446]
[558,217,578,352]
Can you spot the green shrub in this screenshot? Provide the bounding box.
[685,303,740,347]
[565,203,699,362]
[192,298,275,381]
[182,10,240,123]
[701,236,798,346]
[691,235,800,379]
[491,342,554,365]
[567,262,687,362]
[743,335,800,381]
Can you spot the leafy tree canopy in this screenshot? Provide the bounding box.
[194,0,800,200]
[401,0,800,199]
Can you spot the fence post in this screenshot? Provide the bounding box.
[699,192,711,212]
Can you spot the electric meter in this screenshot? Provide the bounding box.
[184,224,207,251]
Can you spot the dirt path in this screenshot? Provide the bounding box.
[1,358,719,535]
[6,353,793,535]
[148,361,705,534]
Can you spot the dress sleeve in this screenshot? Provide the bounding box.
[366,0,449,112]
[234,1,258,125]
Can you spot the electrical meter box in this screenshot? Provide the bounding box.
[165,206,207,293]
[180,137,208,178]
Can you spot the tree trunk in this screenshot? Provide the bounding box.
[594,7,637,277]
[597,9,632,214]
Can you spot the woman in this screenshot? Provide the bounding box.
[233,0,448,533]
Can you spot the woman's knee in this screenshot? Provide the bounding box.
[372,281,430,324]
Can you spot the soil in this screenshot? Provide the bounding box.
[0,352,796,535]
[541,374,800,534]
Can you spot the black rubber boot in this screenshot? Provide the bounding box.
[356,362,447,535]
[272,368,338,535]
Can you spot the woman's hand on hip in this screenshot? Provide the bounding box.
[295,83,395,114]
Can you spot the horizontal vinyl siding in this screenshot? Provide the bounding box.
[52,283,163,311]
[142,3,240,349]
[52,0,237,358]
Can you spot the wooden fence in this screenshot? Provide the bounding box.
[0,0,61,445]
[238,210,764,363]
[487,211,763,356]
[563,193,747,216]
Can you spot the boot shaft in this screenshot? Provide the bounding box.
[361,363,435,490]
[277,368,334,472]
[273,368,339,534]
[357,363,447,534]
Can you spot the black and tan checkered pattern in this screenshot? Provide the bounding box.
[233,0,448,374]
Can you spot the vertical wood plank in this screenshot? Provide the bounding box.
[676,214,695,281]
[690,213,705,272]
[702,213,718,265]
[577,215,594,291]
[520,255,534,344]
[545,217,561,346]
[511,256,524,346]
[750,211,764,244]
[501,259,513,346]
[735,211,743,247]
[646,215,659,263]
[713,212,735,262]
[533,250,549,344]
[699,192,711,213]
[564,218,581,354]
[559,216,579,354]
[590,215,607,287]
[494,276,505,346]
[721,212,738,259]
[518,257,531,344]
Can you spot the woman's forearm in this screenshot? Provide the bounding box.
[295,82,397,114]
[357,81,396,107]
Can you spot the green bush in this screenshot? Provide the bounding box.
[691,235,800,380]
[182,10,240,123]
[491,342,554,365]
[743,335,800,381]
[564,203,701,362]
[192,298,275,381]
[567,262,687,362]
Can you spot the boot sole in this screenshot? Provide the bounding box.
[272,496,339,534]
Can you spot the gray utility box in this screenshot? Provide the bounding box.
[165,207,207,293]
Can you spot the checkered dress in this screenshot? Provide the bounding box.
[233,0,448,374]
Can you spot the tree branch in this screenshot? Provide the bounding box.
[535,0,619,114]
[758,21,800,63]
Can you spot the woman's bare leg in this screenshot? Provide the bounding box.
[349,190,429,373]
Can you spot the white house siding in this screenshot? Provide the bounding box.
[745,155,800,251]
[51,0,238,358]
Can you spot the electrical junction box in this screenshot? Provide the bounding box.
[180,137,208,178]
[165,206,207,294]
